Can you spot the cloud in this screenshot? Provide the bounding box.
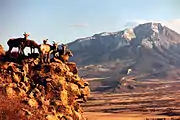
[124,19,180,34]
[68,23,88,28]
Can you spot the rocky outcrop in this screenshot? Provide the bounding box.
[0,46,90,120]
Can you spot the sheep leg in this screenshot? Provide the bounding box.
[8,47,12,56]
[18,46,21,54]
[31,47,35,54]
[30,47,32,54]
[39,52,43,64]
[47,53,50,63]
[33,48,35,53]
[41,54,44,64]
[47,50,53,63]
[20,45,25,55]
[19,42,25,55]
[44,54,46,63]
[22,49,25,55]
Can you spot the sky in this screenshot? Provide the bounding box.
[0,0,180,50]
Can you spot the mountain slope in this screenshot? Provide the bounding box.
[67,22,180,92]
[68,22,180,70]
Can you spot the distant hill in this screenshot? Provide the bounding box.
[68,22,180,72]
[68,22,180,92]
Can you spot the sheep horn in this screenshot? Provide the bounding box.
[56,42,61,45]
[62,44,68,46]
[23,32,27,36]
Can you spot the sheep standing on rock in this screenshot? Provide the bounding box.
[50,41,60,58]
[7,32,29,56]
[6,33,75,65]
[39,39,51,63]
[21,39,39,54]
[57,44,73,63]
[59,49,73,63]
[58,44,68,56]
[39,39,60,63]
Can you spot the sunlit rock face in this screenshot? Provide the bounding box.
[0,50,90,120]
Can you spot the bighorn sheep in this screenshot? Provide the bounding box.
[39,39,51,63]
[59,49,73,63]
[50,41,60,58]
[7,32,29,55]
[58,44,68,56]
[39,39,60,63]
[21,39,39,54]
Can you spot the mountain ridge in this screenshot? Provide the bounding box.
[69,22,180,44]
[66,22,180,92]
[68,22,180,67]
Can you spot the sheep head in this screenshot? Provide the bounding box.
[43,39,48,44]
[52,41,61,50]
[62,44,68,48]
[23,32,30,38]
[66,49,73,57]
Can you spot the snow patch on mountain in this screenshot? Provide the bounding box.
[77,36,95,42]
[141,38,153,49]
[69,22,180,54]
[122,28,136,40]
[125,19,180,34]
[151,23,159,33]
[99,32,114,36]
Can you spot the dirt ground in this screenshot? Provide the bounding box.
[83,79,180,120]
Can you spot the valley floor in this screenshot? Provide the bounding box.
[83,79,180,120]
[84,112,176,120]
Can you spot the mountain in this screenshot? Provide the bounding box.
[67,22,180,92]
[68,22,180,70]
